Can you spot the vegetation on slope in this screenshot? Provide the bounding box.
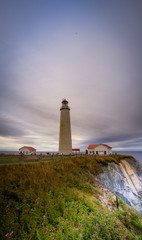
[0,155,141,240]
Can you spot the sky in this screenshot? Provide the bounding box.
[0,0,142,152]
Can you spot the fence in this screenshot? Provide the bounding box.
[0,153,87,165]
[0,152,116,165]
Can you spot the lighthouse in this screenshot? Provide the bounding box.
[59,99,72,154]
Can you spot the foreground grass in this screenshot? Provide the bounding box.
[0,156,142,240]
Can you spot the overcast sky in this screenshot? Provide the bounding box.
[0,0,142,152]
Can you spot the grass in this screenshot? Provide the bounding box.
[0,154,53,164]
[0,153,134,164]
[0,155,141,240]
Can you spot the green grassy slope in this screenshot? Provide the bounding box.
[0,155,142,240]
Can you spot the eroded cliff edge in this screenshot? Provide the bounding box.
[95,157,142,214]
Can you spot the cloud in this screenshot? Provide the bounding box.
[0,0,142,151]
[0,113,26,137]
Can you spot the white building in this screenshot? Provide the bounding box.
[19,146,36,155]
[87,144,112,155]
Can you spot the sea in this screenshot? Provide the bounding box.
[0,150,142,163]
[113,151,142,163]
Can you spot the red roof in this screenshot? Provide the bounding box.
[72,149,80,151]
[23,146,36,150]
[88,144,112,149]
[88,144,98,149]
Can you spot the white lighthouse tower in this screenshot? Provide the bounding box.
[59,99,72,154]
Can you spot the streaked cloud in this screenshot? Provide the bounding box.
[0,0,142,151]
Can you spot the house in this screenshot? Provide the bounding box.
[19,146,36,155]
[72,149,80,154]
[87,144,112,155]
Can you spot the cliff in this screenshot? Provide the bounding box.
[0,155,142,239]
[96,157,142,214]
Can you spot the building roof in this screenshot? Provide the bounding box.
[19,146,36,151]
[88,144,112,149]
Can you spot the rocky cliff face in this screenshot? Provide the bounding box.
[95,157,142,214]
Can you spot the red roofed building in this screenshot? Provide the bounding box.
[19,146,36,155]
[87,144,112,155]
[72,149,80,154]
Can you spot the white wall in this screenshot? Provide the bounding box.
[19,147,36,155]
[88,145,112,155]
